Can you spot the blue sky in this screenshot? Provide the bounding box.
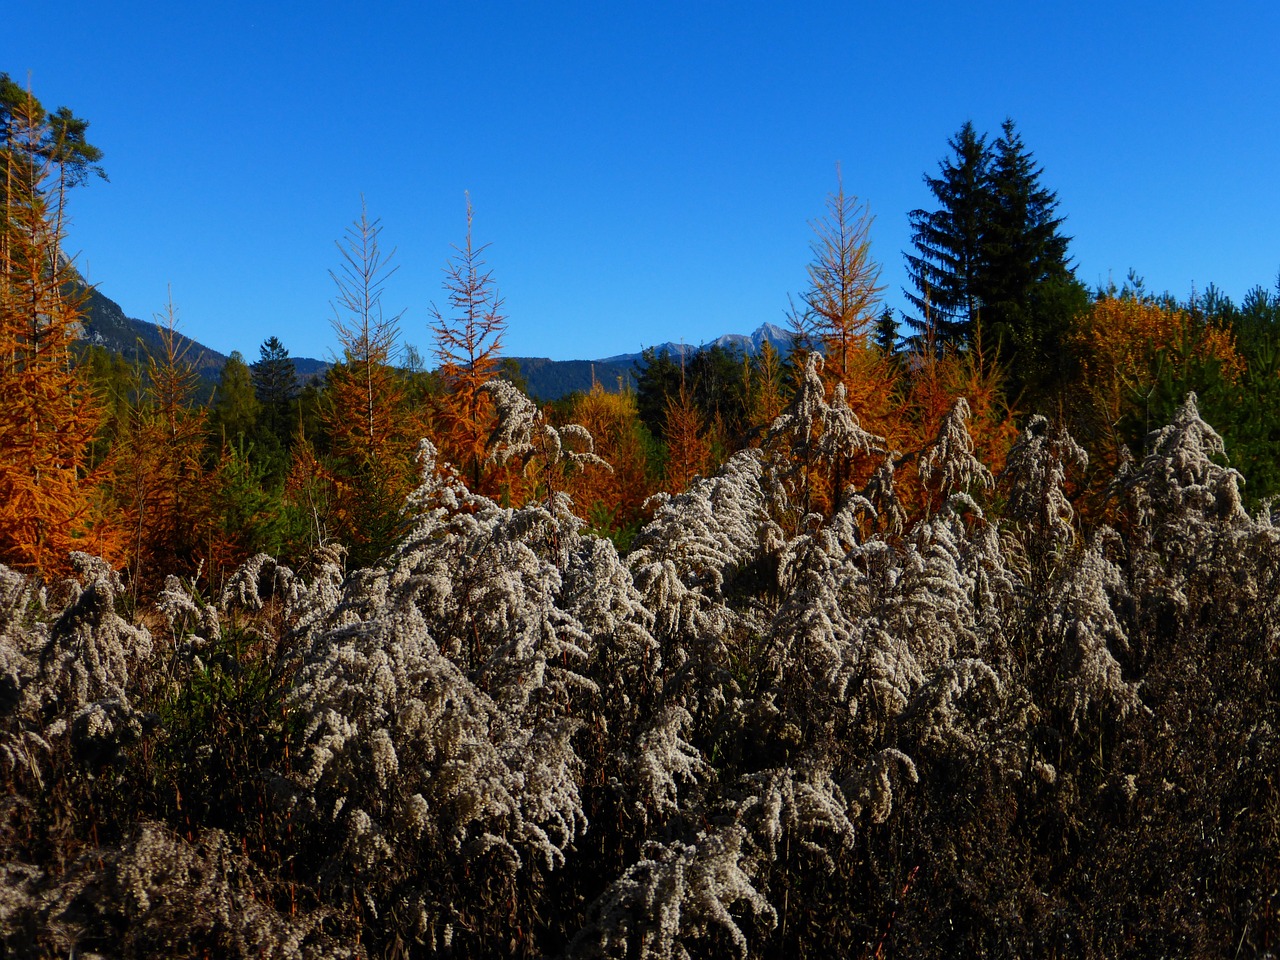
[7,2,1279,363]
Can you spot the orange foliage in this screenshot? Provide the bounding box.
[777,172,1014,526]
[566,383,655,529]
[903,343,1017,469]
[830,342,901,459]
[283,432,337,554]
[1071,295,1244,469]
[320,204,423,561]
[430,197,505,494]
[1073,295,1242,405]
[0,97,121,578]
[890,332,1018,521]
[105,298,214,590]
[745,340,788,433]
[323,204,417,469]
[663,383,712,493]
[804,171,883,378]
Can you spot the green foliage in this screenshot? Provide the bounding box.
[0,72,106,199]
[1158,283,1280,505]
[635,344,751,442]
[81,343,139,467]
[982,121,1087,402]
[251,335,299,448]
[904,120,990,346]
[873,305,900,356]
[584,499,642,554]
[151,622,292,840]
[209,442,293,560]
[635,346,683,438]
[210,351,260,445]
[905,119,1084,405]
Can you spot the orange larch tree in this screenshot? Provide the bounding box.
[662,379,713,495]
[0,88,119,577]
[894,326,1017,520]
[429,196,507,493]
[321,201,421,565]
[566,381,657,535]
[769,175,899,516]
[324,201,412,465]
[1070,294,1244,468]
[104,295,214,592]
[802,169,884,384]
[745,339,789,436]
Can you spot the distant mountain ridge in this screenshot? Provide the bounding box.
[512,324,791,400]
[74,279,790,402]
[598,322,790,365]
[74,281,328,396]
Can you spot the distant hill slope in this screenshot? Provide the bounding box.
[74,281,329,396]
[511,357,638,401]
[516,322,793,400]
[72,279,790,403]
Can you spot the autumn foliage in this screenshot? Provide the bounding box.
[566,381,654,535]
[0,89,118,577]
[1070,294,1244,473]
[10,80,1280,958]
[319,204,422,565]
[430,197,506,495]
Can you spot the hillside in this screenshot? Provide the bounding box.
[510,356,638,400]
[73,281,330,394]
[73,279,790,402]
[517,322,792,399]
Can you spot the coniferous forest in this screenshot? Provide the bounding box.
[5,76,1280,958]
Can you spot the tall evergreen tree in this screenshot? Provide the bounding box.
[874,305,900,357]
[0,73,106,208]
[904,119,1085,402]
[903,121,990,349]
[982,119,1086,398]
[212,350,260,445]
[634,346,684,441]
[251,335,298,445]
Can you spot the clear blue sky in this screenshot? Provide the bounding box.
[7,2,1279,363]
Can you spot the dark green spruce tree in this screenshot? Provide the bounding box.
[904,119,1085,404]
[252,336,299,447]
[874,305,900,357]
[982,119,1087,400]
[903,121,991,350]
[634,346,684,440]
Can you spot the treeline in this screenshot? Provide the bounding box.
[3,76,1279,600]
[7,76,1280,959]
[5,359,1280,958]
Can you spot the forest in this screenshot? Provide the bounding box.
[4,77,1280,958]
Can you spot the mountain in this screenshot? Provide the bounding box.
[74,281,329,397]
[509,357,638,402]
[510,324,792,400]
[597,322,791,367]
[72,279,790,404]
[706,322,791,357]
